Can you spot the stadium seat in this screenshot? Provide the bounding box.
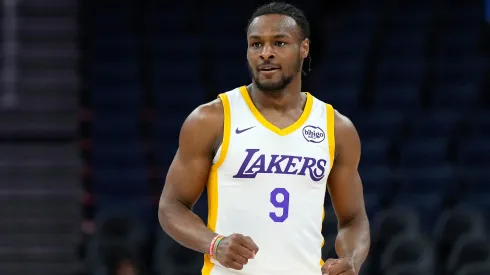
[394,193,443,232]
[360,139,391,167]
[467,112,490,138]
[84,216,149,275]
[433,205,487,268]
[372,83,421,111]
[384,263,432,275]
[410,110,462,138]
[370,207,421,274]
[153,230,202,275]
[446,235,490,275]
[380,234,435,274]
[458,138,490,167]
[455,263,490,275]
[356,111,405,140]
[399,137,449,168]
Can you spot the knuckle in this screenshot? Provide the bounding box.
[225,247,233,255]
[228,243,237,251]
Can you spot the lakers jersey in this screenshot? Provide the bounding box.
[202,86,335,275]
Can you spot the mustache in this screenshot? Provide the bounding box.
[257,61,281,70]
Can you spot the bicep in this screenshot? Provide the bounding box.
[163,147,212,209]
[327,114,366,225]
[160,102,223,209]
[327,164,365,226]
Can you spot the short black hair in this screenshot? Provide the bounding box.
[246,2,310,41]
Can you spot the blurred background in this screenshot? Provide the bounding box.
[1,0,489,274]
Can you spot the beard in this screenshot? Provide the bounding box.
[248,54,302,94]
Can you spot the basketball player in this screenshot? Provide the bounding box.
[158,2,370,275]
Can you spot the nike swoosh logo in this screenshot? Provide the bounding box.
[236,126,256,134]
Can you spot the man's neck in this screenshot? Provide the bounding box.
[247,81,305,112]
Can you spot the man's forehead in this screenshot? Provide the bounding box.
[248,14,299,36]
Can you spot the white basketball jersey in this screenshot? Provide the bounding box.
[202,86,335,275]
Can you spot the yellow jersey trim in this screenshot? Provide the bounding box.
[238,86,313,136]
[320,103,336,267]
[326,104,335,168]
[320,207,326,266]
[202,93,231,275]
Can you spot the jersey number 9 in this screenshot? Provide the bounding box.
[269,188,290,222]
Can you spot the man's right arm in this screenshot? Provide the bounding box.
[158,99,224,254]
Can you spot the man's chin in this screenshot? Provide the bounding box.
[255,80,287,93]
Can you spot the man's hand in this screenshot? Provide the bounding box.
[216,233,259,270]
[321,258,356,275]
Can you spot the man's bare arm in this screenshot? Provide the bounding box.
[327,110,370,272]
[158,99,223,254]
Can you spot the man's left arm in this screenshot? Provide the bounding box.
[322,110,370,275]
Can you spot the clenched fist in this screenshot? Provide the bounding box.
[216,233,259,270]
[321,258,356,275]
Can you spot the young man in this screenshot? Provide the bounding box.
[159,2,370,275]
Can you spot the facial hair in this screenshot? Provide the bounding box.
[248,53,303,94]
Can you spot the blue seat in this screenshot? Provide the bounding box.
[91,41,139,62]
[432,55,486,110]
[468,112,490,138]
[92,139,144,159]
[388,8,431,29]
[154,60,202,83]
[91,60,139,78]
[324,84,360,113]
[91,86,142,111]
[153,36,202,63]
[363,193,380,221]
[398,164,456,194]
[376,57,425,86]
[95,195,152,219]
[211,61,250,93]
[458,138,490,167]
[432,81,480,110]
[356,111,405,140]
[395,193,443,232]
[372,84,420,111]
[326,29,375,60]
[93,166,148,194]
[203,36,247,57]
[434,56,486,83]
[361,139,391,166]
[358,165,394,193]
[459,195,490,221]
[399,138,449,168]
[381,30,426,57]
[320,57,365,86]
[200,12,248,34]
[410,110,462,138]
[92,113,141,139]
[154,84,206,111]
[147,3,196,35]
[439,29,481,55]
[91,143,144,167]
[327,8,378,57]
[458,167,490,194]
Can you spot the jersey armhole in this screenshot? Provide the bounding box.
[211,93,231,168]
